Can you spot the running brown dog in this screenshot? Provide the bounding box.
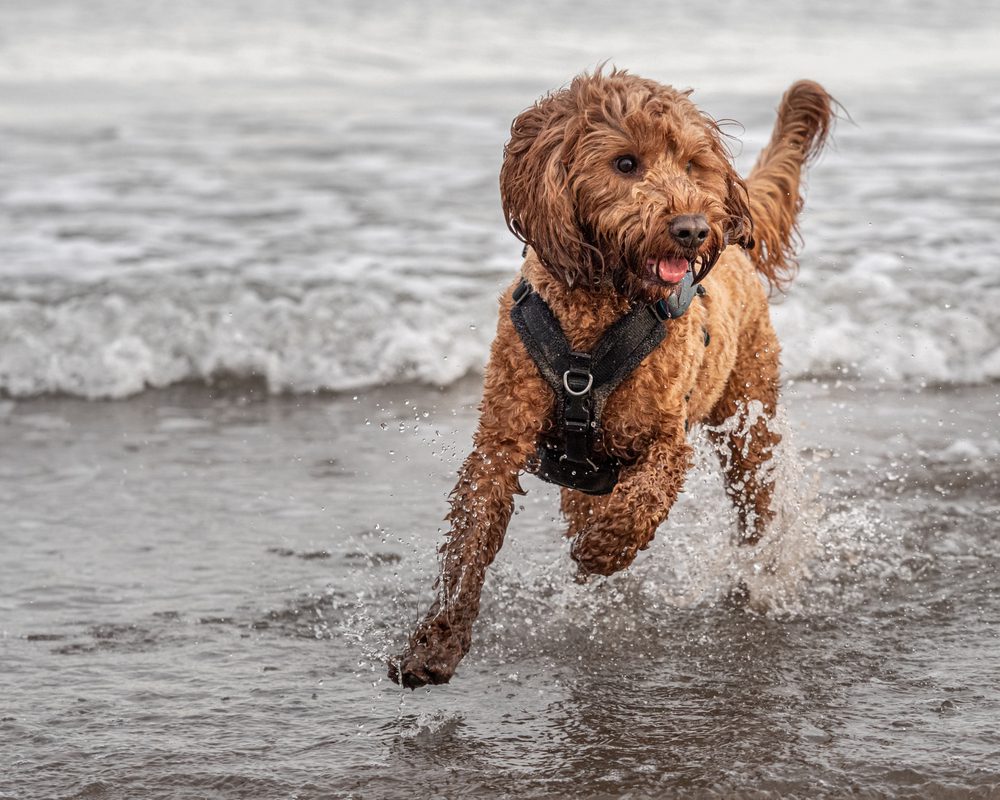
[390,69,834,689]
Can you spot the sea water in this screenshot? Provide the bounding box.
[2,1,999,797]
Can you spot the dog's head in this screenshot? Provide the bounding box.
[500,69,753,300]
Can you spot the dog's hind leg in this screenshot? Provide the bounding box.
[710,80,833,543]
[706,316,783,545]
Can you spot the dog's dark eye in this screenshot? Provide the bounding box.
[685,160,694,174]
[614,155,638,174]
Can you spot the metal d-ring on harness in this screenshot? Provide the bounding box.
[510,271,704,495]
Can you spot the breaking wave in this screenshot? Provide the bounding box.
[3,256,1000,399]
[0,273,498,399]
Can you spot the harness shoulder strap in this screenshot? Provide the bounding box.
[509,279,566,393]
[588,303,665,426]
[587,270,700,423]
[510,280,596,476]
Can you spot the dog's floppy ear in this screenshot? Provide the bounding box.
[703,117,755,251]
[499,95,596,286]
[724,170,755,250]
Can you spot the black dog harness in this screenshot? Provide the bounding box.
[510,271,703,495]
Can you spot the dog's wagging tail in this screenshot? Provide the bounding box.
[389,71,835,689]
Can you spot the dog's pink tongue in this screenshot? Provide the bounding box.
[656,257,689,283]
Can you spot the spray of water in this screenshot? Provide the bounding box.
[343,396,897,701]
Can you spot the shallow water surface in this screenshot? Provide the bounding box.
[2,382,999,798]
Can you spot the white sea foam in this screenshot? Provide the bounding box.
[0,274,497,398]
[4,221,1000,398]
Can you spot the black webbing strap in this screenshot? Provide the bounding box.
[587,302,667,432]
[560,350,592,464]
[509,276,695,494]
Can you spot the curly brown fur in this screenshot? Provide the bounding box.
[390,70,835,689]
[500,71,754,294]
[745,80,834,290]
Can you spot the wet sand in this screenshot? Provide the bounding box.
[2,380,999,798]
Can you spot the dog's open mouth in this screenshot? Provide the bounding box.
[644,255,692,286]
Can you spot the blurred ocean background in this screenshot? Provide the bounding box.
[2,2,1000,799]
[1,0,999,398]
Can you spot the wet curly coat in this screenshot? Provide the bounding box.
[390,70,834,689]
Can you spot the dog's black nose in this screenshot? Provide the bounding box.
[669,214,710,248]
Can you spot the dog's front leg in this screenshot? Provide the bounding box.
[570,426,692,576]
[389,300,549,689]
[389,444,523,688]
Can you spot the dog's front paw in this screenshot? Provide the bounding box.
[570,524,640,576]
[387,623,467,689]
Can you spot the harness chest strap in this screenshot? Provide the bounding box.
[509,272,702,495]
